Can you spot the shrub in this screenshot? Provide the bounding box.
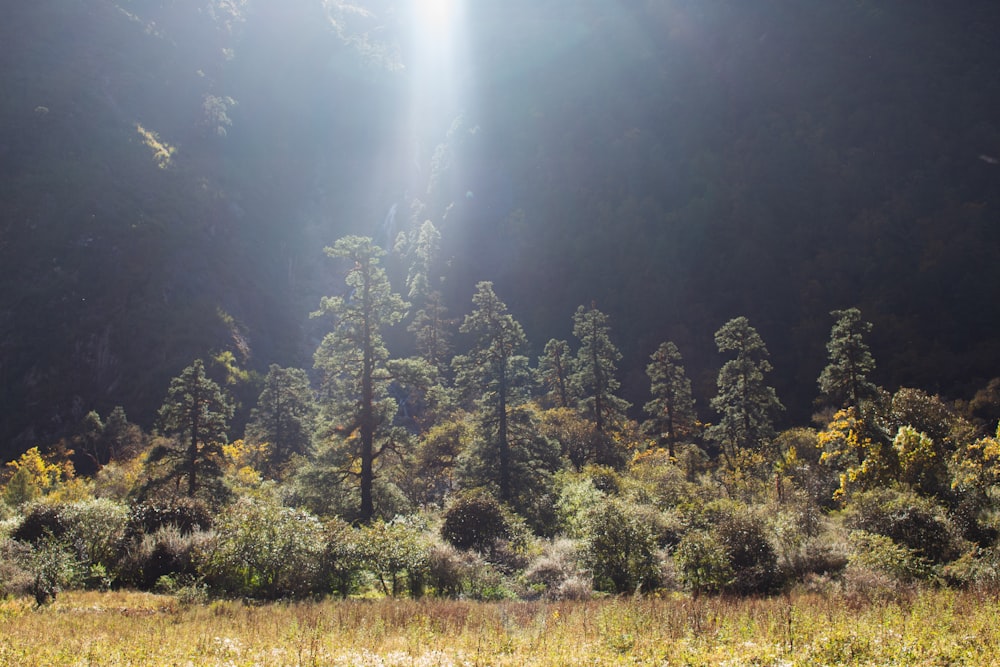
[440,491,510,553]
[320,518,363,598]
[10,503,69,543]
[119,525,214,590]
[673,531,734,596]
[201,496,325,599]
[715,509,782,595]
[357,518,429,597]
[848,530,935,582]
[844,488,962,564]
[59,499,129,575]
[521,538,588,600]
[126,497,213,538]
[583,499,661,594]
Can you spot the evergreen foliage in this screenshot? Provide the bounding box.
[144,360,234,503]
[818,308,878,412]
[708,317,784,468]
[452,282,532,502]
[312,236,408,523]
[643,341,698,458]
[244,364,317,478]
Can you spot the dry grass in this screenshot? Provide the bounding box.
[1,588,998,665]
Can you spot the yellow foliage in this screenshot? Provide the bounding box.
[135,123,176,168]
[2,446,76,506]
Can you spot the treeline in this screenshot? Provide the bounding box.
[3,230,1000,603]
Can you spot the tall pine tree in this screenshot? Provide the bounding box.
[145,359,234,502]
[818,308,877,413]
[312,236,408,523]
[643,341,698,458]
[708,317,783,467]
[452,282,532,502]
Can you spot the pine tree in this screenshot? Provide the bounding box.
[312,236,408,523]
[536,338,574,408]
[570,304,630,433]
[245,364,317,478]
[452,282,531,502]
[643,341,698,458]
[147,359,234,502]
[818,308,877,412]
[708,317,783,466]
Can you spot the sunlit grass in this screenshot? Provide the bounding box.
[2,588,999,665]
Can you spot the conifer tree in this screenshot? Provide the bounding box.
[568,303,631,467]
[818,308,877,413]
[570,304,630,433]
[708,317,783,466]
[452,282,531,502]
[537,338,574,409]
[245,364,317,478]
[146,359,234,501]
[312,236,408,523]
[643,341,698,458]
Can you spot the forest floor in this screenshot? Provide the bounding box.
[0,588,997,665]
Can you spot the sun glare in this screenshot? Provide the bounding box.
[420,0,457,37]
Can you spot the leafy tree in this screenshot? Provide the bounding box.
[570,304,630,434]
[583,498,661,594]
[818,308,877,413]
[202,495,325,599]
[2,447,72,507]
[440,491,511,553]
[312,236,408,523]
[537,338,574,409]
[643,341,698,458]
[144,359,234,503]
[452,282,531,503]
[708,317,783,468]
[244,364,316,478]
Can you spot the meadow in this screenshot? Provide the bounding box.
[1,588,997,666]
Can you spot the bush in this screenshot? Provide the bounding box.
[357,517,429,597]
[127,498,213,538]
[441,492,510,553]
[715,509,782,595]
[673,531,734,596]
[583,499,661,594]
[320,518,363,597]
[60,499,129,575]
[521,538,588,600]
[844,488,962,564]
[848,530,935,582]
[10,503,69,543]
[201,496,325,599]
[119,525,214,590]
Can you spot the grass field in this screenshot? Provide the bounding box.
[1,588,997,666]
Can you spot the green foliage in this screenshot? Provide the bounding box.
[244,364,316,478]
[818,308,877,411]
[452,282,532,503]
[570,304,630,443]
[312,236,409,524]
[673,530,734,596]
[356,518,429,597]
[583,498,661,594]
[202,495,325,599]
[847,530,936,582]
[844,488,962,565]
[643,341,698,457]
[708,317,783,468]
[319,518,363,597]
[145,359,234,504]
[440,491,511,553]
[714,509,782,595]
[537,339,575,409]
